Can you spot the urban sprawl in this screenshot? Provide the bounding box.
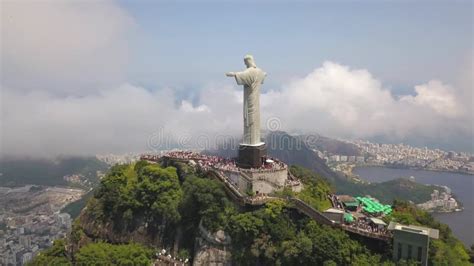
[324,140,473,174]
[0,186,80,265]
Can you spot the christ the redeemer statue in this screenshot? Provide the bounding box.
[226,55,266,146]
[226,55,267,168]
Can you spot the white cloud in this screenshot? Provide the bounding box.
[180,101,210,113]
[261,61,470,142]
[2,61,471,157]
[1,0,134,93]
[400,80,462,118]
[1,84,243,157]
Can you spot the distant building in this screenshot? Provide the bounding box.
[16,227,24,235]
[388,222,439,266]
[447,151,456,159]
[440,192,449,201]
[445,198,456,209]
[329,155,340,162]
[19,235,32,249]
[21,252,33,265]
[3,249,16,265]
[56,213,71,229]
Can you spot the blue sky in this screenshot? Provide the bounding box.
[120,1,472,94]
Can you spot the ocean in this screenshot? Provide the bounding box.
[353,166,474,247]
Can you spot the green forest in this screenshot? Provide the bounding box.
[30,160,471,265]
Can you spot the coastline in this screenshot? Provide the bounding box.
[352,167,466,214]
[346,165,465,214]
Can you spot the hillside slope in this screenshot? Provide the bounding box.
[31,161,471,265]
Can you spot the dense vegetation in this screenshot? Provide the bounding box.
[226,199,391,265]
[0,156,108,187]
[79,161,233,255]
[88,162,183,236]
[30,239,152,266]
[289,165,333,211]
[31,160,471,265]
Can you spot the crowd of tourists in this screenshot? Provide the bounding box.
[141,150,299,198]
[329,194,344,209]
[246,192,274,204]
[347,217,390,236]
[193,156,240,173]
[165,151,203,160]
[327,194,390,237]
[140,154,161,161]
[144,150,288,173]
[155,249,189,266]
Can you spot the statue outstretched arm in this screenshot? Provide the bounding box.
[225,72,236,77]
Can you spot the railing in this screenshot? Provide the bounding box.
[240,166,288,174]
[341,225,392,241]
[289,198,334,226]
[207,170,247,206]
[253,175,284,189]
[245,196,280,205]
[289,198,392,241]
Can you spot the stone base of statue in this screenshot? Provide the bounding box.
[237,143,266,169]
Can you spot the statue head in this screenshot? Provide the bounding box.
[244,54,257,68]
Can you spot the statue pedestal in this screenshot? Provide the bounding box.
[237,143,266,169]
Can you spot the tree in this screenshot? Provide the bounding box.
[226,200,385,265]
[133,160,150,174]
[75,242,152,266]
[91,163,183,232]
[180,175,231,231]
[28,239,71,266]
[290,165,332,211]
[136,165,183,225]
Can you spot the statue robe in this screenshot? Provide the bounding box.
[235,67,266,145]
